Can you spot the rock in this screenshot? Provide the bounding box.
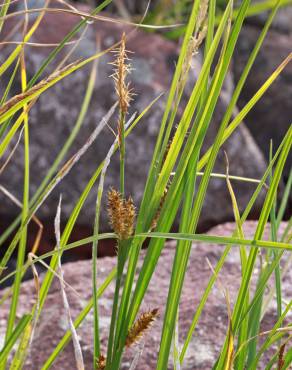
[0,3,266,239]
[233,25,291,184]
[247,5,292,35]
[0,221,290,369]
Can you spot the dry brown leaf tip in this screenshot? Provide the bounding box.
[126,308,159,348]
[107,187,136,240]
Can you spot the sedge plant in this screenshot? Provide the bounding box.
[0,0,291,369]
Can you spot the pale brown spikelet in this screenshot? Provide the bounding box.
[195,0,209,35]
[192,0,209,54]
[110,32,133,116]
[193,23,208,51]
[126,308,159,347]
[107,187,124,236]
[123,196,136,238]
[107,188,136,240]
[181,0,209,79]
[96,354,106,370]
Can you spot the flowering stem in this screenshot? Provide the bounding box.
[106,110,126,367]
[105,240,128,369]
[107,110,126,367]
[119,111,126,197]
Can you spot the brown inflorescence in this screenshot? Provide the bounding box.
[107,188,136,240]
[126,308,159,348]
[96,354,106,370]
[110,33,134,148]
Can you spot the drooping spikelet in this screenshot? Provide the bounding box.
[107,188,135,240]
[192,0,209,57]
[181,0,209,81]
[110,32,133,116]
[96,354,106,370]
[195,0,209,36]
[126,308,159,347]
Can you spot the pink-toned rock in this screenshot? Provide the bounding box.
[0,221,291,369]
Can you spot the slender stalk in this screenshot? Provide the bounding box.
[105,31,132,368]
[106,243,127,368]
[3,41,29,369]
[119,111,126,197]
[269,143,282,320]
[106,112,127,365]
[92,210,100,368]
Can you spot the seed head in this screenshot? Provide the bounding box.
[126,308,159,347]
[123,196,136,238]
[110,32,133,115]
[195,0,209,35]
[181,0,209,80]
[107,188,136,240]
[96,354,106,370]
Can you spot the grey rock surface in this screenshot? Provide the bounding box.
[233,25,292,182]
[0,222,290,369]
[247,4,292,34]
[0,5,267,232]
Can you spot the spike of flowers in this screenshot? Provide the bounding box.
[110,32,134,195]
[126,308,159,347]
[110,32,133,144]
[107,188,136,240]
[180,0,209,82]
[96,354,106,370]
